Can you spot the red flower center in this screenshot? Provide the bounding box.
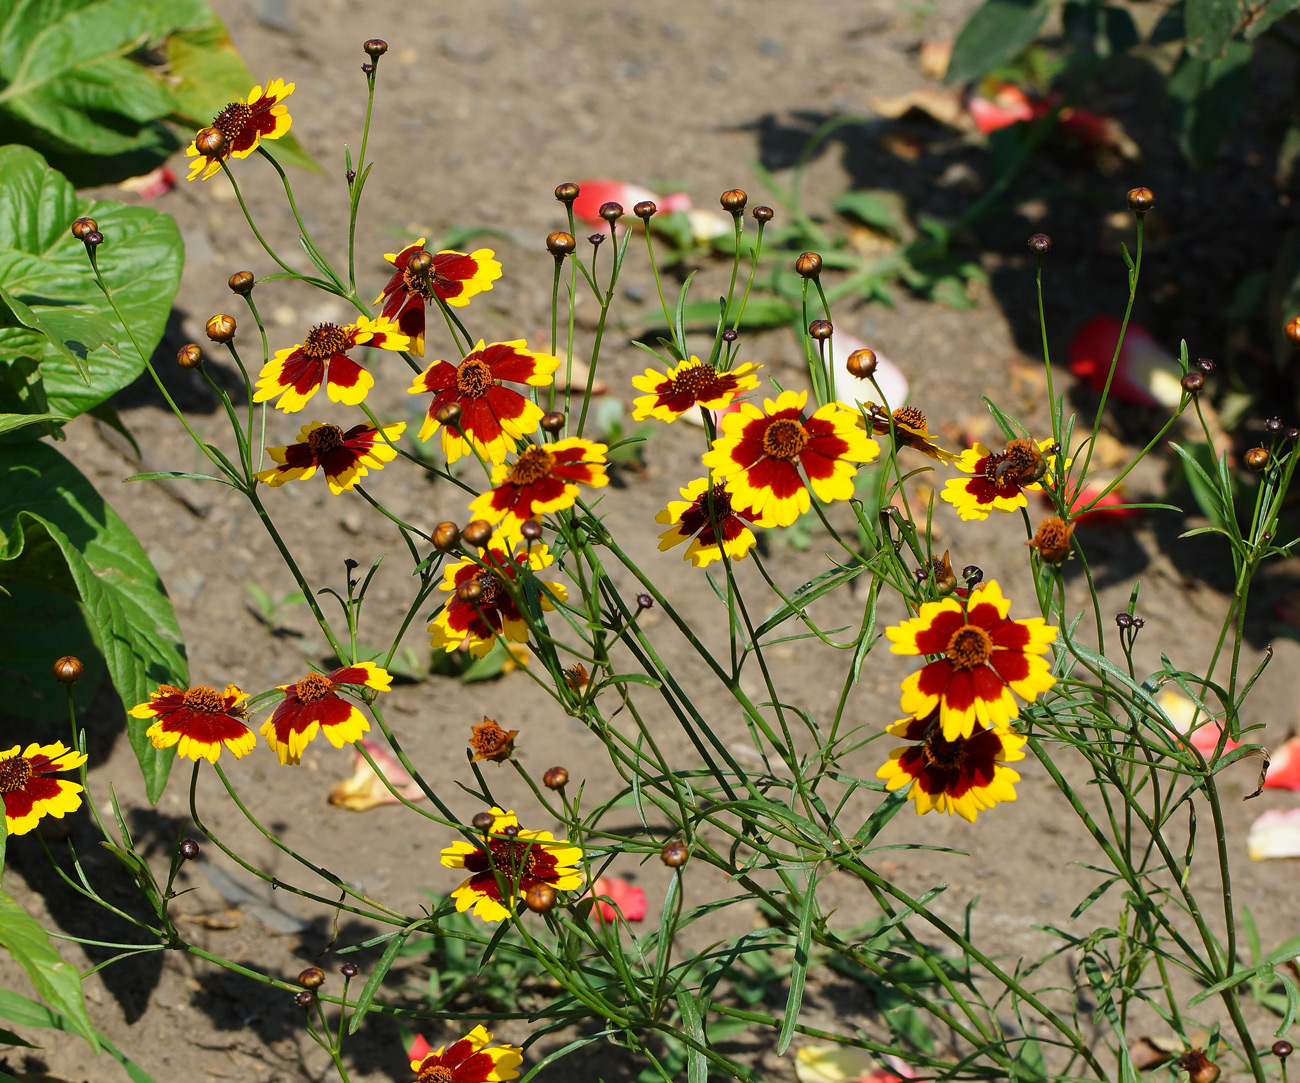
[301,324,349,359]
[921,730,968,771]
[455,358,495,398]
[0,755,33,793]
[213,101,252,142]
[946,625,993,670]
[295,673,335,702]
[488,836,538,879]
[417,1066,455,1083]
[507,446,555,486]
[308,424,346,456]
[762,418,809,460]
[183,686,228,714]
[671,364,723,400]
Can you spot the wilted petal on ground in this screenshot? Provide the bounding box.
[795,1046,905,1083]
[1068,315,1182,409]
[1264,736,1300,790]
[328,739,425,810]
[1247,808,1300,860]
[587,876,648,922]
[118,166,176,199]
[1155,688,1239,756]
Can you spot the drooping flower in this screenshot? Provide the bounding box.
[942,437,1061,521]
[186,79,295,181]
[866,404,955,461]
[409,340,559,464]
[701,389,879,528]
[375,240,502,356]
[253,317,410,413]
[887,579,1057,741]
[130,684,255,762]
[429,539,567,659]
[260,663,391,766]
[468,439,608,533]
[469,718,518,763]
[1025,515,1074,563]
[440,807,584,922]
[876,711,1026,821]
[1068,315,1183,409]
[631,355,760,422]
[586,875,648,923]
[0,742,87,836]
[254,420,405,495]
[655,477,759,567]
[407,1024,523,1082]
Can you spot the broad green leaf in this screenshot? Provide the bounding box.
[1167,39,1252,166]
[0,988,155,1082]
[832,190,903,236]
[0,888,97,1051]
[1245,0,1300,40]
[0,577,106,720]
[0,145,183,422]
[947,0,1050,84]
[1185,0,1244,59]
[0,440,185,800]
[0,410,68,436]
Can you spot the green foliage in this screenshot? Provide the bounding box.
[947,0,1050,85]
[0,987,156,1082]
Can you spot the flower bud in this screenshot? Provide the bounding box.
[1289,427,1300,440]
[1028,233,1052,254]
[407,250,433,276]
[344,557,359,571]
[636,593,653,610]
[661,841,689,867]
[176,343,204,370]
[52,656,83,684]
[752,206,774,223]
[361,63,374,75]
[456,578,483,602]
[520,519,543,541]
[179,838,201,860]
[1115,612,1134,629]
[432,522,460,551]
[555,182,579,203]
[70,217,98,241]
[546,231,576,256]
[525,883,557,913]
[1180,371,1203,393]
[540,411,565,434]
[599,202,624,223]
[340,962,360,978]
[205,314,236,343]
[297,967,325,989]
[228,270,255,295]
[795,252,823,278]
[720,188,747,213]
[588,232,605,246]
[294,990,315,1007]
[346,169,356,183]
[194,127,227,158]
[1287,317,1300,346]
[1266,416,1284,434]
[82,230,103,249]
[363,38,388,58]
[633,200,656,220]
[1273,1041,1293,1060]
[461,519,493,547]
[1245,447,1270,471]
[1197,357,1216,373]
[471,811,495,832]
[722,328,738,342]
[962,564,983,586]
[1178,1050,1220,1083]
[543,766,569,789]
[1127,187,1155,215]
[808,319,833,341]
[435,402,463,427]
[846,349,877,379]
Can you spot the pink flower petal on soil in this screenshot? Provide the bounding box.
[1247,808,1300,860]
[1051,483,1141,526]
[588,876,647,922]
[118,166,175,199]
[327,740,425,811]
[1264,736,1300,790]
[795,1046,907,1083]
[1068,316,1183,409]
[1154,689,1239,756]
[573,179,692,235]
[829,332,909,408]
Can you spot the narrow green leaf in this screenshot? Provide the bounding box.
[347,928,410,1034]
[0,411,69,436]
[776,884,816,1054]
[675,987,707,1083]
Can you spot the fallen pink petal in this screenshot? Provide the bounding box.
[1067,316,1183,409]
[587,876,647,923]
[328,739,426,810]
[1156,689,1239,756]
[1264,736,1300,790]
[118,165,176,199]
[573,178,692,235]
[1247,808,1300,860]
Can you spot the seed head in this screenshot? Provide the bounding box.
[846,349,877,379]
[555,182,579,203]
[1026,516,1074,564]
[228,270,255,295]
[1245,447,1270,471]
[294,990,316,1008]
[808,319,833,341]
[795,252,823,279]
[1028,233,1052,254]
[546,231,576,256]
[176,343,204,370]
[599,202,624,223]
[525,883,557,913]
[435,402,463,427]
[340,962,360,979]
[364,38,388,58]
[179,838,201,861]
[752,205,774,223]
[661,841,689,867]
[633,200,657,220]
[432,522,460,551]
[53,655,83,685]
[461,519,493,547]
[1127,187,1155,215]
[1180,371,1204,393]
[720,188,747,213]
[70,217,98,241]
[543,766,569,790]
[194,127,227,158]
[297,967,325,989]
[540,411,565,435]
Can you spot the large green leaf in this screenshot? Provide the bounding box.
[0,887,97,1051]
[0,988,155,1082]
[0,145,182,422]
[0,440,185,801]
[1167,38,1252,166]
[947,0,1050,84]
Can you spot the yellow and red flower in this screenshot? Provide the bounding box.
[701,389,878,527]
[440,807,584,922]
[253,317,409,413]
[468,438,608,532]
[631,355,760,422]
[876,711,1026,821]
[409,340,559,464]
[887,580,1056,740]
[655,477,759,567]
[408,1028,522,1083]
[131,684,255,762]
[942,437,1060,521]
[375,240,502,356]
[429,538,567,659]
[186,78,294,181]
[255,420,405,495]
[260,663,391,766]
[867,404,955,461]
[0,742,87,836]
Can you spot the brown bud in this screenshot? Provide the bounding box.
[1028,233,1052,254]
[524,882,557,913]
[546,231,576,256]
[555,182,579,203]
[1181,371,1204,393]
[53,656,83,684]
[70,217,98,241]
[205,314,236,343]
[82,230,103,249]
[1245,447,1270,471]
[471,811,495,832]
[1198,356,1217,373]
[194,127,227,158]
[540,411,565,434]
[636,593,653,610]
[599,202,624,223]
[795,252,823,278]
[363,38,388,58]
[1178,1050,1220,1083]
[228,270,255,295]
[179,838,201,860]
[407,249,433,276]
[588,232,605,246]
[1289,427,1300,440]
[722,328,738,342]
[543,766,569,789]
[432,522,461,551]
[1026,516,1074,564]
[461,519,493,547]
[435,402,463,427]
[1286,317,1300,346]
[294,990,316,1007]
[361,63,373,75]
[1273,1041,1293,1060]
[340,962,359,979]
[808,319,833,341]
[633,200,656,219]
[661,841,689,867]
[176,343,204,370]
[720,188,747,213]
[297,967,325,989]
[1266,416,1284,434]
[520,519,543,541]
[456,577,483,603]
[752,206,774,223]
[846,348,877,379]
[1127,187,1155,215]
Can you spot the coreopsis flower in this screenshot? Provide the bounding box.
[866,404,955,461]
[941,437,1060,521]
[876,711,1026,821]
[0,742,87,836]
[1068,315,1182,409]
[630,355,760,422]
[409,340,559,464]
[408,1026,523,1083]
[260,663,392,766]
[254,420,405,495]
[130,684,255,762]
[429,539,567,659]
[469,718,518,763]
[887,579,1057,740]
[468,438,608,532]
[701,389,879,528]
[655,477,759,567]
[440,807,583,922]
[253,317,410,413]
[186,79,295,181]
[1025,515,1074,563]
[375,240,502,356]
